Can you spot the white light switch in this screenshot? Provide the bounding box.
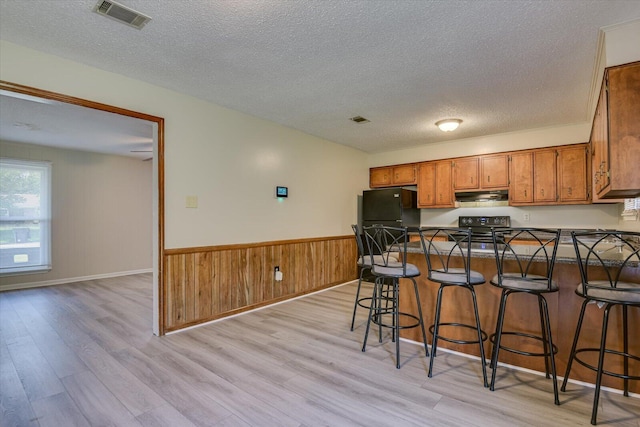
[186,195,198,208]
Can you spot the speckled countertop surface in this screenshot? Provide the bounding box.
[404,241,638,267]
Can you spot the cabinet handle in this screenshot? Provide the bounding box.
[524,189,527,197]
[541,188,545,196]
[568,187,572,196]
[487,175,490,183]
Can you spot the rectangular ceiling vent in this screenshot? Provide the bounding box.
[93,0,151,30]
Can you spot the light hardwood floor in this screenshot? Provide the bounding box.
[1,274,638,426]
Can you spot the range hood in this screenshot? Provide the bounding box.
[455,190,509,203]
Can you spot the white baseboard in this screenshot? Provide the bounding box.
[0,269,152,291]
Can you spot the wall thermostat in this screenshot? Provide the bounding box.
[276,186,288,198]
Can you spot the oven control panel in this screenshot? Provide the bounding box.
[458,216,510,228]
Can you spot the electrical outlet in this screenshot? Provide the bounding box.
[523,213,530,222]
[274,266,283,282]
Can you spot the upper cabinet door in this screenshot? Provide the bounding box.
[509,152,534,205]
[558,144,589,203]
[453,157,479,191]
[533,149,557,203]
[480,154,509,189]
[370,166,392,188]
[417,162,436,207]
[600,62,640,198]
[391,164,417,186]
[435,160,454,207]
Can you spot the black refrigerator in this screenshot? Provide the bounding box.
[361,188,420,230]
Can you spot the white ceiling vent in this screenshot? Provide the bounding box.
[93,0,151,30]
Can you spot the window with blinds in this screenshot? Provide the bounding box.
[0,158,52,275]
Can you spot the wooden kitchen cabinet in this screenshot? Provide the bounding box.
[510,144,589,206]
[453,154,509,191]
[509,151,534,204]
[453,157,479,190]
[557,144,590,204]
[534,148,557,203]
[369,163,417,188]
[509,148,556,205]
[417,160,454,208]
[591,61,640,199]
[480,154,509,189]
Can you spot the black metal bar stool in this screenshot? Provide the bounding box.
[419,227,488,387]
[349,224,399,331]
[361,225,429,369]
[489,227,561,404]
[561,230,640,425]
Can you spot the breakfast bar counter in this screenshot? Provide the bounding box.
[399,242,640,393]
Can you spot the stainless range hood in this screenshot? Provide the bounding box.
[455,190,509,206]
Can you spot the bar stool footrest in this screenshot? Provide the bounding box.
[372,312,423,331]
[573,348,640,381]
[489,331,558,357]
[429,322,488,345]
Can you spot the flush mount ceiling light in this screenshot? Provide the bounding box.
[435,118,462,132]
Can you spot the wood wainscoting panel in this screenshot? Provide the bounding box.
[163,235,357,332]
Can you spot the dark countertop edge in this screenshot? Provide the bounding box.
[403,241,638,268]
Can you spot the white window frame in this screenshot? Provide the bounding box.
[621,197,640,221]
[0,158,52,276]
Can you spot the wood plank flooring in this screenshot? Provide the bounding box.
[1,274,638,426]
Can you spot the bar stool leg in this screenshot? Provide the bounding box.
[490,289,509,391]
[623,304,629,397]
[562,299,589,392]
[538,297,551,379]
[394,279,400,369]
[540,296,559,405]
[362,277,380,352]
[411,278,429,357]
[592,303,612,425]
[428,284,445,378]
[469,286,488,387]
[350,268,367,331]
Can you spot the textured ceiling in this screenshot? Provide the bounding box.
[1,0,640,155]
[0,93,154,159]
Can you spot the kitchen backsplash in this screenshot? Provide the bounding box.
[419,203,624,230]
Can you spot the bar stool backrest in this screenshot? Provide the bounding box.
[491,228,561,291]
[419,228,473,283]
[351,224,366,266]
[363,225,410,276]
[571,230,640,301]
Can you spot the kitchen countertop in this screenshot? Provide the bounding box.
[403,240,638,267]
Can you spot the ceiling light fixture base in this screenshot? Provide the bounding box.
[436,118,462,132]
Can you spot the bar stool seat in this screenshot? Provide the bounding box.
[561,230,640,425]
[491,273,559,291]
